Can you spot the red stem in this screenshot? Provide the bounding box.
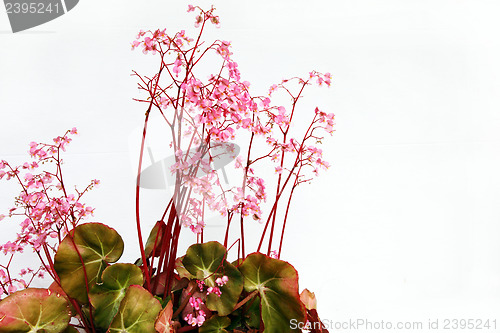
[136,106,152,290]
[277,183,297,258]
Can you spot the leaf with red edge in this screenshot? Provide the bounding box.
[54,222,124,304]
[89,263,144,329]
[174,256,193,279]
[182,242,243,316]
[0,288,71,332]
[300,289,317,310]
[107,285,161,333]
[238,253,306,332]
[154,300,178,333]
[48,281,77,316]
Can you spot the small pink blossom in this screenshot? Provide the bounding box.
[206,286,221,296]
[173,57,183,77]
[136,29,146,39]
[7,284,17,294]
[131,40,141,50]
[215,275,228,287]
[194,15,203,28]
[196,279,205,291]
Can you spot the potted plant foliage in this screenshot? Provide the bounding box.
[0,5,333,333]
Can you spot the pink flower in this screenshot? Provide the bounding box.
[196,280,205,291]
[131,40,141,50]
[194,15,203,28]
[7,284,17,294]
[207,286,221,296]
[324,72,332,86]
[142,37,157,54]
[269,84,278,95]
[215,275,228,286]
[173,58,183,77]
[136,29,146,40]
[197,312,206,325]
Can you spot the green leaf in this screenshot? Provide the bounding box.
[54,222,124,304]
[48,281,77,316]
[145,221,166,258]
[182,242,225,280]
[199,315,231,333]
[205,260,242,316]
[182,242,243,316]
[238,253,306,332]
[243,294,261,329]
[174,256,193,279]
[0,288,71,332]
[107,285,161,333]
[89,263,144,329]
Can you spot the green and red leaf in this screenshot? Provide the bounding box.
[182,242,243,316]
[238,253,306,332]
[154,300,178,333]
[199,315,231,333]
[89,263,144,329]
[0,288,71,332]
[54,222,124,304]
[107,285,161,333]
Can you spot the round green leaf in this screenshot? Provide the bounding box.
[89,263,144,329]
[238,253,306,332]
[182,242,226,280]
[199,315,231,333]
[54,222,124,304]
[0,288,71,332]
[206,261,243,316]
[182,242,243,316]
[107,285,162,333]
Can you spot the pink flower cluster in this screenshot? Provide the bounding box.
[196,275,228,297]
[187,5,221,29]
[185,275,228,326]
[132,28,193,55]
[183,76,256,142]
[185,297,206,326]
[131,4,335,259]
[0,129,98,296]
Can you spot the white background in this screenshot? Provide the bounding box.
[1,0,500,330]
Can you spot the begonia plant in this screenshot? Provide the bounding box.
[0,5,333,333]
